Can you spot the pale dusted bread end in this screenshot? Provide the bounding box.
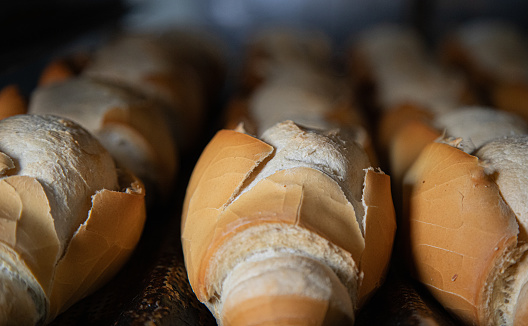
[435,106,528,153]
[206,224,361,325]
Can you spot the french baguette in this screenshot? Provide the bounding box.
[441,20,528,122]
[28,77,178,200]
[181,120,396,325]
[349,24,471,117]
[402,135,528,325]
[224,28,376,165]
[81,32,210,149]
[238,27,333,94]
[0,114,146,325]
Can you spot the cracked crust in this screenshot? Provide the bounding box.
[181,121,396,324]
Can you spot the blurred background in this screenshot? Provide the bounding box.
[2,0,528,95]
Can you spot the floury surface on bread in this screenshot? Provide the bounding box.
[433,106,528,153]
[0,114,146,325]
[181,120,396,325]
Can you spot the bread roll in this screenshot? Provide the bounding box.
[349,24,474,179]
[156,28,227,102]
[81,32,207,149]
[402,135,528,325]
[0,114,146,324]
[224,28,375,165]
[349,24,470,116]
[441,20,528,121]
[238,27,333,93]
[28,77,178,200]
[181,120,396,325]
[442,20,528,87]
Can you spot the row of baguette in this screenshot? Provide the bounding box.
[2,17,528,325]
[366,21,528,325]
[0,28,226,325]
[182,20,528,326]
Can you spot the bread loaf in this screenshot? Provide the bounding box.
[402,135,528,325]
[441,20,528,121]
[81,32,209,149]
[224,28,375,165]
[181,120,396,325]
[348,24,475,181]
[0,114,146,325]
[238,27,333,93]
[441,20,528,88]
[349,24,470,116]
[28,77,178,200]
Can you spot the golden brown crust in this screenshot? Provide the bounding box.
[48,173,146,321]
[181,129,275,298]
[402,142,519,324]
[375,103,441,194]
[0,176,61,296]
[358,169,396,305]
